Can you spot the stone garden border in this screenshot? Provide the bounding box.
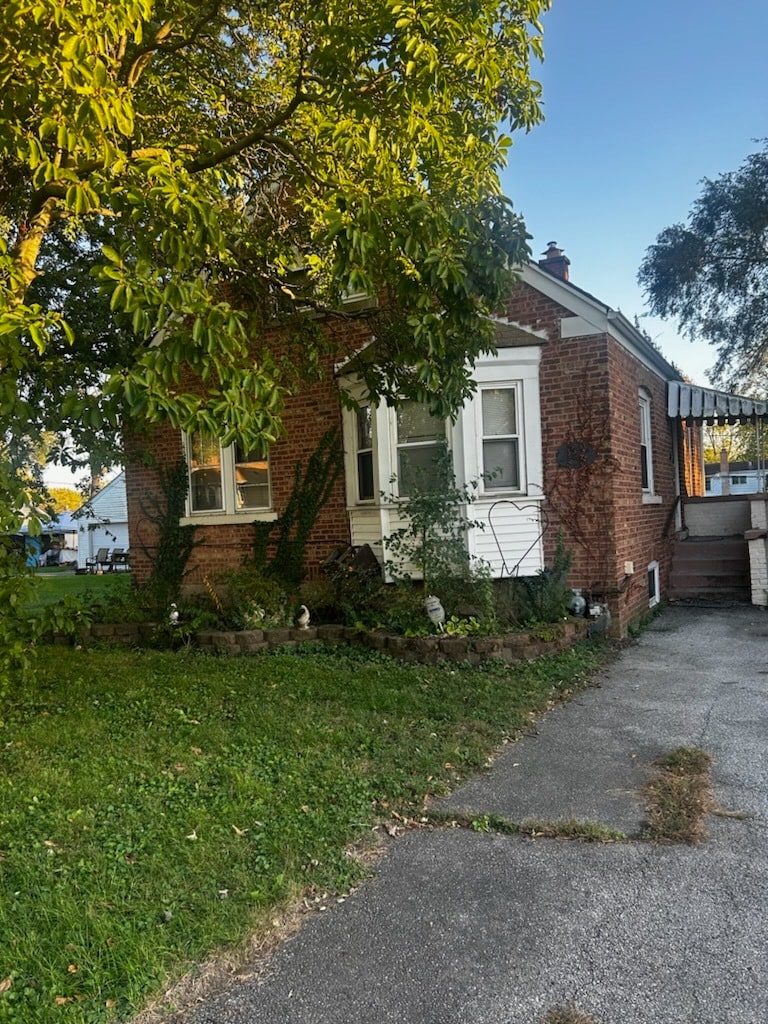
[82,618,590,665]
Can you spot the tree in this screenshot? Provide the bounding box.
[639,142,768,392]
[46,487,82,513]
[1,0,550,530]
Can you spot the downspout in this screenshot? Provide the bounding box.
[757,415,765,493]
[671,416,683,532]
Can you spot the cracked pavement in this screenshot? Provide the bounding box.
[160,606,768,1024]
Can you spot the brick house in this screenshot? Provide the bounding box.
[125,245,701,636]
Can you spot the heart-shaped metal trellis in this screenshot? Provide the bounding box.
[486,500,549,579]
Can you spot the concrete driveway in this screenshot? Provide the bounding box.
[166,606,768,1024]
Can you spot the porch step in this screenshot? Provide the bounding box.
[668,537,751,603]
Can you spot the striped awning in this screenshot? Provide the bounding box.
[667,380,768,422]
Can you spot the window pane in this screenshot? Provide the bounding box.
[483,439,519,489]
[189,433,223,511]
[357,451,374,500]
[234,444,270,509]
[398,444,443,496]
[640,443,649,490]
[396,402,444,444]
[482,389,516,436]
[356,406,372,450]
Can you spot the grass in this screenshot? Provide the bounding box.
[516,819,625,842]
[425,811,625,843]
[0,639,607,1023]
[642,746,714,844]
[26,573,131,611]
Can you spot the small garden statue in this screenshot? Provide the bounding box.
[424,595,445,633]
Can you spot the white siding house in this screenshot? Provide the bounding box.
[73,472,129,569]
[705,462,766,496]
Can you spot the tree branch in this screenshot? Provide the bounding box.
[187,86,308,174]
[119,5,222,88]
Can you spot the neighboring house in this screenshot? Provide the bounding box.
[125,245,701,636]
[73,471,129,569]
[705,460,767,496]
[9,509,79,567]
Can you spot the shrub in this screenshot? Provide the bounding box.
[494,532,573,628]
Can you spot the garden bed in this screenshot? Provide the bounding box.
[83,617,590,664]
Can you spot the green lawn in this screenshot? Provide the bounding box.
[0,641,605,1022]
[27,572,131,611]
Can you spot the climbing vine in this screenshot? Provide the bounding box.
[253,428,344,586]
[139,458,200,608]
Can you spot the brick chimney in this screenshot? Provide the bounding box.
[538,241,571,281]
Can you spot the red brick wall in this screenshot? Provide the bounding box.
[503,278,679,635]
[125,318,372,588]
[605,342,677,633]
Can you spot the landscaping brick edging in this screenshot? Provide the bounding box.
[83,618,590,665]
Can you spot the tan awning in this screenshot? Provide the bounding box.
[667,381,768,422]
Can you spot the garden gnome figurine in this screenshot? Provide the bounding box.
[297,604,311,629]
[424,595,445,632]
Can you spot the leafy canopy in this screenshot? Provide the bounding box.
[639,142,768,391]
[1,0,549,487]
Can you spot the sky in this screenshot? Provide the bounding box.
[500,0,768,387]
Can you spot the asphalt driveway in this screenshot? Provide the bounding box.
[162,605,768,1024]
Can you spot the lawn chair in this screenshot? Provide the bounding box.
[85,547,110,574]
[108,548,129,571]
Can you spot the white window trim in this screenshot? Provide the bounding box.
[639,388,659,503]
[341,381,384,509]
[459,348,543,500]
[181,433,275,525]
[354,405,376,503]
[476,381,525,495]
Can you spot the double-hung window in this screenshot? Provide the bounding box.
[355,405,375,501]
[186,431,270,515]
[481,386,521,490]
[395,402,446,496]
[639,389,654,495]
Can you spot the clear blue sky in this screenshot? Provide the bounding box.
[501,0,768,387]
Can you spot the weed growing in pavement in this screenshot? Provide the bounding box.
[542,1004,602,1024]
[517,818,626,842]
[642,746,714,844]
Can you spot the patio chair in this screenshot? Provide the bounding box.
[107,548,129,571]
[85,547,110,573]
